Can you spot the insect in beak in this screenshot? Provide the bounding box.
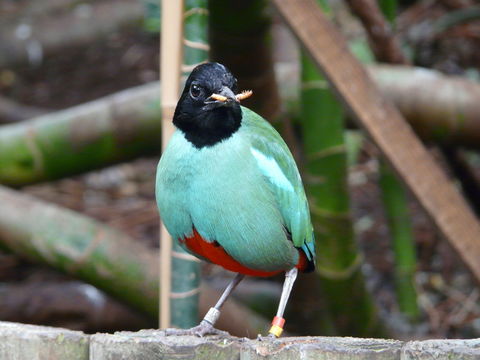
[210,90,253,103]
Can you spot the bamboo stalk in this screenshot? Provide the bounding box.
[0,186,159,316]
[159,0,184,329]
[0,83,161,187]
[169,0,209,329]
[379,162,419,319]
[300,0,383,337]
[374,0,419,320]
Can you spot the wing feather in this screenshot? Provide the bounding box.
[241,107,316,263]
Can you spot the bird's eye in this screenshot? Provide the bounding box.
[190,84,202,99]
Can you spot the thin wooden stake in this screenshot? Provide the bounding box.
[272,0,480,283]
[160,0,184,329]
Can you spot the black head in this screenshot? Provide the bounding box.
[173,62,242,148]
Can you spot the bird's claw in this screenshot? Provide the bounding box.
[256,333,278,341]
[164,321,230,337]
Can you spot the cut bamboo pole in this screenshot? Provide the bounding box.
[159,0,184,329]
[272,0,480,282]
[169,0,209,329]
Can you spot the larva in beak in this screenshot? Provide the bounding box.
[209,90,253,103]
[236,90,253,102]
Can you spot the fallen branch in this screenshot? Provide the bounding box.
[0,185,268,337]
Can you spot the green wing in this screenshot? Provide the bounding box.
[241,107,316,263]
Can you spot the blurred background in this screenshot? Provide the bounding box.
[1,0,480,340]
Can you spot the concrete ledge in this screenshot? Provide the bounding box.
[90,331,402,359]
[1,321,480,359]
[0,321,89,360]
[402,339,480,359]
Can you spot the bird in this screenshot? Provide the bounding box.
[156,62,315,337]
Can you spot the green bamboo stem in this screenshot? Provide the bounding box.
[379,162,419,319]
[0,185,159,316]
[375,0,419,320]
[208,0,279,120]
[300,6,382,336]
[0,83,161,187]
[169,0,209,329]
[301,54,383,338]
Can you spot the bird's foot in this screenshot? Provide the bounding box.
[256,333,278,341]
[165,321,229,337]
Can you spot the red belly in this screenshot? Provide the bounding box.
[180,228,307,277]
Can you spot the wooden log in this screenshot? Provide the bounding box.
[272,0,480,282]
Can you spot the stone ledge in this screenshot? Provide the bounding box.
[90,331,402,360]
[1,321,480,359]
[0,321,89,360]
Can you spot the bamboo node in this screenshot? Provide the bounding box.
[316,253,364,280]
[307,144,346,161]
[170,287,201,299]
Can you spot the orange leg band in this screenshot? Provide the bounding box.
[268,316,286,337]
